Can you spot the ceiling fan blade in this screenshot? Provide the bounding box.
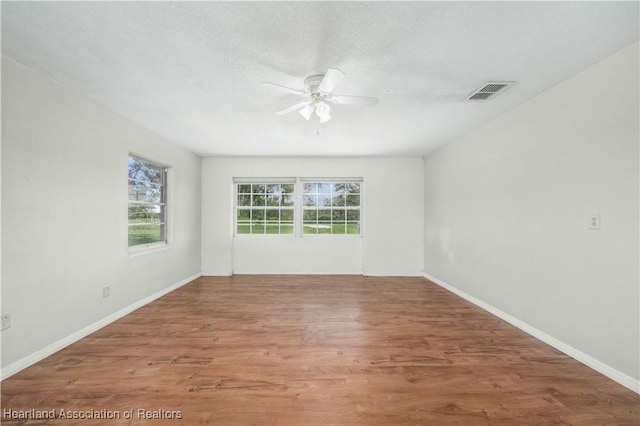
[276,101,311,115]
[318,68,345,93]
[329,95,379,106]
[262,82,306,96]
[299,103,315,120]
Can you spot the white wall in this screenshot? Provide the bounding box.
[423,42,639,386]
[1,57,202,372]
[201,157,423,276]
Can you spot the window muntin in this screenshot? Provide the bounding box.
[236,183,295,235]
[302,181,361,235]
[128,155,167,247]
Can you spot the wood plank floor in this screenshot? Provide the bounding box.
[1,275,638,425]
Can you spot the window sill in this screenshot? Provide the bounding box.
[128,242,172,258]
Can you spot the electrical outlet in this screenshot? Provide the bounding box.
[1,314,11,331]
[103,285,111,298]
[589,214,600,230]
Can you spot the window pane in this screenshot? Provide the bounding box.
[282,184,294,193]
[304,194,317,206]
[238,184,251,193]
[346,183,360,193]
[318,183,331,193]
[266,194,280,206]
[346,194,360,206]
[317,223,331,234]
[266,184,280,194]
[280,225,294,234]
[332,209,345,221]
[281,209,294,221]
[282,194,294,206]
[252,184,266,194]
[128,181,162,204]
[346,222,360,234]
[128,223,163,246]
[128,204,161,223]
[251,222,265,234]
[318,194,331,207]
[347,210,360,221]
[266,210,280,221]
[331,194,346,207]
[237,209,251,221]
[252,209,265,221]
[238,194,251,206]
[303,209,317,221]
[252,194,266,206]
[237,208,251,235]
[266,223,281,234]
[304,183,317,193]
[332,223,346,234]
[318,209,331,221]
[332,183,346,195]
[303,225,318,234]
[128,157,164,185]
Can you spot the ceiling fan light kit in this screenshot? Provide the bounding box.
[263,68,378,124]
[299,103,315,121]
[315,101,331,119]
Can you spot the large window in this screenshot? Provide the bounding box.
[303,181,361,235]
[236,182,295,234]
[128,155,167,247]
[234,178,362,236]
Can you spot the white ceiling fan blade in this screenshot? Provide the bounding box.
[329,95,379,106]
[262,82,306,96]
[318,68,345,93]
[276,101,311,116]
[298,103,315,120]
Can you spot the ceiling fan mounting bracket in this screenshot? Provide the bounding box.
[304,75,326,98]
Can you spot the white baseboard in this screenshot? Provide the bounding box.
[205,272,423,277]
[1,272,202,380]
[423,272,640,394]
[201,271,233,276]
[363,272,424,277]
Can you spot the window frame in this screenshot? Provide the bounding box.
[233,177,363,238]
[300,178,362,236]
[127,154,170,253]
[233,178,297,237]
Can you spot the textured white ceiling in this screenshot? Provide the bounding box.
[2,2,638,157]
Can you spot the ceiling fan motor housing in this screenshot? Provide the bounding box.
[304,75,326,99]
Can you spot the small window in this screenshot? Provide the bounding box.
[303,181,361,235]
[235,182,295,235]
[128,155,167,247]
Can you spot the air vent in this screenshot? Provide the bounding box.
[467,81,515,101]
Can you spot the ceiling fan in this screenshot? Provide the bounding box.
[262,68,378,123]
